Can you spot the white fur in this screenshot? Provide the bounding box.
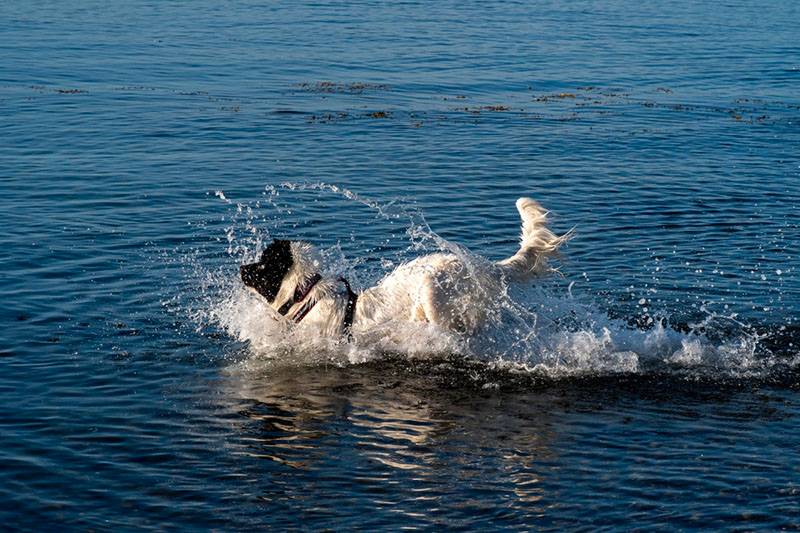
[257,197,569,338]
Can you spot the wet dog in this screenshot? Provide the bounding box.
[240,198,569,338]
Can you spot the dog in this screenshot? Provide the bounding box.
[240,197,569,339]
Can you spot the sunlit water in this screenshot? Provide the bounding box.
[1,0,799,529]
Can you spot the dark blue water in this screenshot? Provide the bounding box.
[2,1,800,529]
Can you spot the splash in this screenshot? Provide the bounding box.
[180,183,799,381]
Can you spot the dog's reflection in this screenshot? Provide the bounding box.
[217,357,563,507]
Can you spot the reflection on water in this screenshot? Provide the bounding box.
[210,357,800,529]
[219,359,560,519]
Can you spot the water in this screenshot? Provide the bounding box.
[1,0,799,529]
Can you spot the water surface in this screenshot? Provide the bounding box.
[1,0,799,529]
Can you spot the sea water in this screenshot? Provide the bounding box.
[1,1,799,529]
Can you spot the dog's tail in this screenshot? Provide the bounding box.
[497,197,572,280]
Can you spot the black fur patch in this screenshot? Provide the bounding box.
[240,239,294,302]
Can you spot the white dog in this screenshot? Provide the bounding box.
[240,198,569,339]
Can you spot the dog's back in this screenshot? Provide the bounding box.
[355,198,570,334]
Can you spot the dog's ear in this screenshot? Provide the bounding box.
[261,239,292,265]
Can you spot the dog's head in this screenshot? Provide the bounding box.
[240,239,294,302]
[240,239,322,305]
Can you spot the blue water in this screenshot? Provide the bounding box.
[2,1,800,529]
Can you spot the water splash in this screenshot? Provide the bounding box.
[179,183,800,381]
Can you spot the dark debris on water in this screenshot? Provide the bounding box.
[295,81,391,94]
